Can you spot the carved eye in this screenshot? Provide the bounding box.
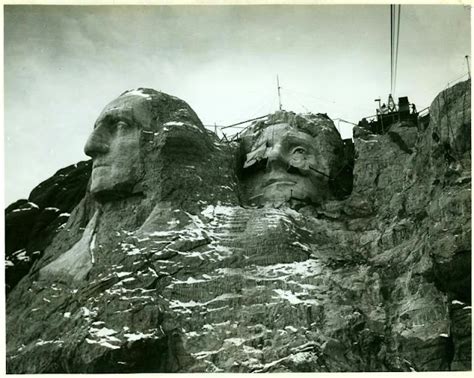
[292,147,306,155]
[116,121,130,131]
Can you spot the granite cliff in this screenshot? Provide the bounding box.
[5,81,471,372]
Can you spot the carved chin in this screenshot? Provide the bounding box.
[90,172,139,202]
[260,183,314,202]
[250,178,328,205]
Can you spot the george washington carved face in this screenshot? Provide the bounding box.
[84,92,152,201]
[83,88,210,203]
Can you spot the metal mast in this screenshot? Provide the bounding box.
[466,55,471,80]
[277,75,282,110]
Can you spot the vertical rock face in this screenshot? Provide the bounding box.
[5,81,471,373]
[346,79,471,371]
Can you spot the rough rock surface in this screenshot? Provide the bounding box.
[5,160,91,293]
[5,81,471,372]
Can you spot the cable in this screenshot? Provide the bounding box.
[285,91,311,113]
[446,72,469,87]
[246,97,274,120]
[389,5,402,96]
[390,5,394,94]
[394,5,401,96]
[284,87,336,105]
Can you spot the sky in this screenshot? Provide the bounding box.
[4,4,471,205]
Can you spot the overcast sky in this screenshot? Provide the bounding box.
[4,4,470,205]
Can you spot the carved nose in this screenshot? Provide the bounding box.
[84,128,110,158]
[265,143,287,171]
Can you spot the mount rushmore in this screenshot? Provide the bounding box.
[5,80,471,372]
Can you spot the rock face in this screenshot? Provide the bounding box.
[5,81,471,372]
[5,160,91,293]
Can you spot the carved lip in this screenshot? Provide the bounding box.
[263,178,296,188]
[93,162,110,169]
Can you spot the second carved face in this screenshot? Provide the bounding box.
[241,116,342,206]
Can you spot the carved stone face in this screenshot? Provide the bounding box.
[242,122,331,205]
[84,93,152,201]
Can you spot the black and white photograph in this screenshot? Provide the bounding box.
[3,1,472,373]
